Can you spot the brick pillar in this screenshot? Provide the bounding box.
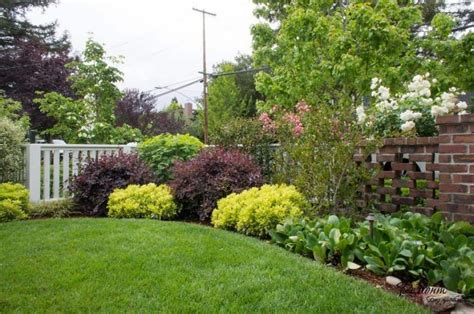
[437,114,474,222]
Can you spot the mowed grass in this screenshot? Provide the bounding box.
[0,219,427,313]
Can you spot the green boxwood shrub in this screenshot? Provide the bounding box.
[138,134,203,182]
[211,184,308,237]
[0,182,29,222]
[107,183,177,219]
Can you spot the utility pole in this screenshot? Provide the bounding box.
[193,7,216,144]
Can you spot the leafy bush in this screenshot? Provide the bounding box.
[26,199,77,218]
[212,184,308,237]
[260,102,375,213]
[211,117,276,179]
[0,183,29,222]
[138,134,203,182]
[69,152,154,216]
[271,212,474,298]
[0,118,25,182]
[170,148,263,222]
[108,183,177,219]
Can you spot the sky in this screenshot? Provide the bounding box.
[28,0,258,109]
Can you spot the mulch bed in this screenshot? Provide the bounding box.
[346,268,424,305]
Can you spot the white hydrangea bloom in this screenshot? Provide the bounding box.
[431,105,449,117]
[401,120,416,132]
[356,106,366,124]
[457,101,468,110]
[377,86,390,100]
[400,110,415,121]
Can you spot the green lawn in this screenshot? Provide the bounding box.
[0,219,427,313]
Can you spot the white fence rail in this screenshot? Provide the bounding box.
[24,144,136,202]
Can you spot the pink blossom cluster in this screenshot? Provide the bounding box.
[259,112,276,132]
[296,101,310,114]
[283,113,304,136]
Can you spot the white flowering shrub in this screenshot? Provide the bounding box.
[357,74,468,137]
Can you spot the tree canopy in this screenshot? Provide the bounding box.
[251,0,473,109]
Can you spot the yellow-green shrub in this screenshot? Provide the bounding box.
[0,183,29,222]
[211,184,308,237]
[107,183,177,219]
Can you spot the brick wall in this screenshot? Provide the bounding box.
[356,114,474,223]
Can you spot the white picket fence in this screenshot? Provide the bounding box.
[24,144,137,202]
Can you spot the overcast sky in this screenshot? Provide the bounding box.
[28,0,258,109]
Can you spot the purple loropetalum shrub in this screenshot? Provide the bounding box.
[169,148,264,222]
[69,151,154,216]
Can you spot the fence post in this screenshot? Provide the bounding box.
[25,144,41,202]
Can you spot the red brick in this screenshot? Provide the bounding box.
[379,146,399,154]
[410,154,433,162]
[471,165,474,172]
[436,115,460,124]
[416,137,430,145]
[392,163,417,171]
[439,183,468,193]
[460,114,474,123]
[452,214,474,223]
[437,164,468,172]
[470,186,474,193]
[453,194,474,204]
[439,145,467,154]
[453,134,474,143]
[439,155,451,163]
[452,174,474,183]
[438,124,469,134]
[439,194,451,202]
[425,145,438,153]
[393,138,407,145]
[437,135,452,143]
[439,174,452,183]
[377,154,396,162]
[453,154,474,162]
[406,138,417,145]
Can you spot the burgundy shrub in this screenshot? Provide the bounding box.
[169,148,263,222]
[69,151,154,216]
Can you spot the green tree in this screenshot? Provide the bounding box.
[34,38,141,144]
[252,0,473,110]
[207,55,262,136]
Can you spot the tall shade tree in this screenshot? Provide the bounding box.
[0,0,73,131]
[252,0,473,109]
[116,89,187,136]
[207,54,262,136]
[35,38,142,144]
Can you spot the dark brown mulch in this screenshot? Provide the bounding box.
[345,268,425,305]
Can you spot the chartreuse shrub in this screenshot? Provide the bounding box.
[271,212,474,299]
[212,184,308,237]
[0,183,29,222]
[138,134,203,182]
[108,184,177,219]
